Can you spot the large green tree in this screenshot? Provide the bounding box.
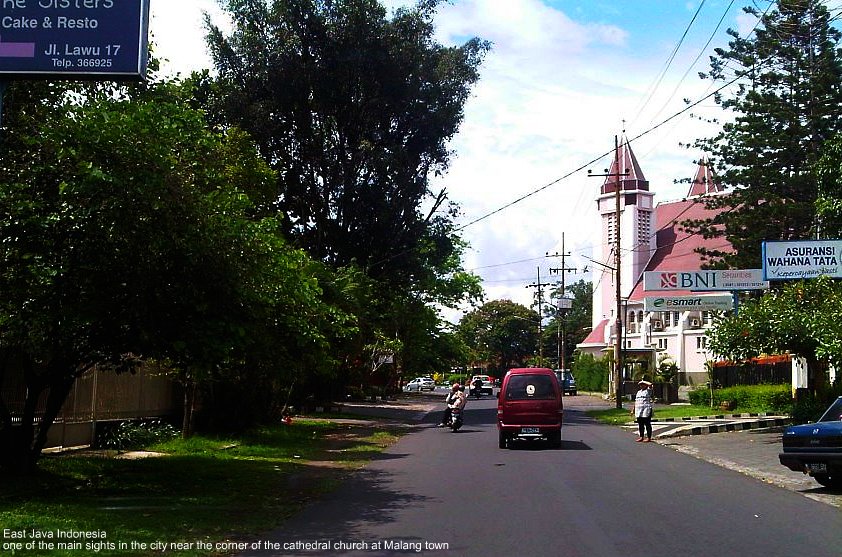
[707,276,842,392]
[202,0,486,387]
[816,133,842,236]
[0,81,329,471]
[457,300,539,374]
[685,0,842,268]
[204,0,488,275]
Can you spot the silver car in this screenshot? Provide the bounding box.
[403,377,436,392]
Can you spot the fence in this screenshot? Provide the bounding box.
[712,359,792,388]
[2,362,181,449]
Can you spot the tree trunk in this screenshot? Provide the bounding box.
[181,380,197,439]
[0,357,77,475]
[806,354,827,395]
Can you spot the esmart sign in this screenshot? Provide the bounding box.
[763,240,842,280]
[643,269,768,291]
[644,295,734,312]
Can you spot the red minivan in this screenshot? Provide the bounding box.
[497,367,563,449]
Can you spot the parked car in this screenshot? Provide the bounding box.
[554,369,577,396]
[469,374,494,396]
[779,396,842,489]
[403,377,436,392]
[497,368,563,449]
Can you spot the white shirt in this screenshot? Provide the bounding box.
[634,388,653,418]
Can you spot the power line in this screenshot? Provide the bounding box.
[454,71,746,233]
[374,1,781,270]
[645,0,737,127]
[631,0,709,128]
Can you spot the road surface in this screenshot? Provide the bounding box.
[241,396,841,557]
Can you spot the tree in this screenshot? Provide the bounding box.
[202,0,487,392]
[204,0,488,276]
[707,276,842,392]
[0,81,328,471]
[815,133,842,236]
[457,300,539,374]
[684,0,842,268]
[545,279,593,368]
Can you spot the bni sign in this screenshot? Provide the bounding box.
[763,240,842,280]
[643,270,768,291]
[0,0,150,80]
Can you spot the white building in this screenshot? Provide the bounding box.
[577,138,726,386]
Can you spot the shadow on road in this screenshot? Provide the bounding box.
[239,467,433,556]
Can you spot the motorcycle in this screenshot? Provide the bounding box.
[447,406,463,431]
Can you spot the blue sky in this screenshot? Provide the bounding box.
[149,1,814,320]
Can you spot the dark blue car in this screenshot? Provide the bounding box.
[779,396,842,489]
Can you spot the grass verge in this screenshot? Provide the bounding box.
[586,403,777,425]
[0,420,403,557]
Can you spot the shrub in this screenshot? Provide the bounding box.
[100,419,179,451]
[688,384,791,412]
[572,354,609,392]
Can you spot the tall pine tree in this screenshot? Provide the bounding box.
[685,0,842,268]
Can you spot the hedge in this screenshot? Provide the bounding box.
[688,384,791,412]
[572,354,609,393]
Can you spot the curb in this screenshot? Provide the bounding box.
[657,412,783,422]
[653,417,791,439]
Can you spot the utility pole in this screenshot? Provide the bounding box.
[588,135,629,409]
[548,232,577,371]
[526,267,553,365]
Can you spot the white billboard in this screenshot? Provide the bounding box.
[644,295,735,312]
[763,240,842,280]
[643,270,768,291]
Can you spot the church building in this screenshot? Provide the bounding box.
[576,137,726,386]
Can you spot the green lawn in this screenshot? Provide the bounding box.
[586,403,777,425]
[0,421,402,556]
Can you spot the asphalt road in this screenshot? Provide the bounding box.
[241,396,842,557]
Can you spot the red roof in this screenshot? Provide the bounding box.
[580,318,609,346]
[686,156,723,197]
[601,136,649,195]
[628,195,732,301]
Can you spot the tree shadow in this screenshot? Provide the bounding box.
[238,466,435,555]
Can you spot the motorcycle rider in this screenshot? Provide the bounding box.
[471,377,483,398]
[438,382,466,427]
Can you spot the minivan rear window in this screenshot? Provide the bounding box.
[505,375,555,400]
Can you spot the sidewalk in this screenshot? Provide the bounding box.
[340,397,440,423]
[623,412,792,440]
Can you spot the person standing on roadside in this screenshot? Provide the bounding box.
[633,380,654,442]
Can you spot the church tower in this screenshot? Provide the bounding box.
[686,155,723,197]
[592,137,656,329]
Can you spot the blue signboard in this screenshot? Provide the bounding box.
[0,0,149,80]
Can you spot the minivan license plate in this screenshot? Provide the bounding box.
[807,463,827,473]
[521,427,539,434]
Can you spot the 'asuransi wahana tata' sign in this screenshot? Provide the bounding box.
[0,0,149,80]
[763,240,842,280]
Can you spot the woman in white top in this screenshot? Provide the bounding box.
[633,380,654,442]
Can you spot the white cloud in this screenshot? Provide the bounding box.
[149,0,734,321]
[149,0,229,77]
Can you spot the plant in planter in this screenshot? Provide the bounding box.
[656,355,679,384]
[654,355,680,403]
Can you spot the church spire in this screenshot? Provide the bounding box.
[687,155,722,197]
[600,135,648,195]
